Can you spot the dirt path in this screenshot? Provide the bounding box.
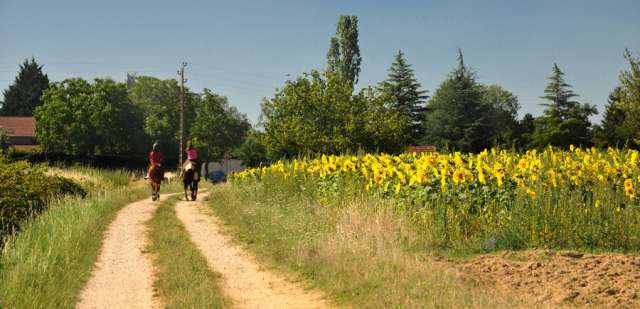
[175,196,330,309]
[77,194,167,309]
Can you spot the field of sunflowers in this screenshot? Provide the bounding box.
[232,147,640,251]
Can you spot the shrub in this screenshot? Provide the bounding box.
[0,158,86,242]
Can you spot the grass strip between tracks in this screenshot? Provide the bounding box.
[148,193,230,308]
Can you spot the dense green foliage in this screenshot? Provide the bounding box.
[480,84,521,147]
[0,158,85,242]
[232,129,267,167]
[594,87,627,147]
[326,15,362,85]
[35,78,144,156]
[422,51,494,152]
[379,50,428,143]
[0,129,12,156]
[127,74,198,162]
[32,74,247,166]
[0,58,50,116]
[191,89,250,174]
[531,64,597,148]
[610,49,640,147]
[261,70,409,158]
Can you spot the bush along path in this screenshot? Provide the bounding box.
[77,194,172,309]
[174,193,330,309]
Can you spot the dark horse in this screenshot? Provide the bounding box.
[182,161,199,201]
[149,164,164,201]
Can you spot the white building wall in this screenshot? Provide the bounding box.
[202,159,245,175]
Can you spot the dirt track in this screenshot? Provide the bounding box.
[77,195,166,309]
[175,196,329,309]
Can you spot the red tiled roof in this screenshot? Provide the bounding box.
[0,117,36,137]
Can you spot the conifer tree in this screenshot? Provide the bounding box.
[0,58,50,116]
[593,87,627,147]
[422,49,491,152]
[379,50,428,143]
[532,64,597,147]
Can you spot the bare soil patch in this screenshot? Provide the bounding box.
[175,196,330,309]
[458,250,640,308]
[76,194,167,309]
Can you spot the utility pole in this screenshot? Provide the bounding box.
[178,62,187,169]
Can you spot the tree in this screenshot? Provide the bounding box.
[261,70,409,158]
[232,129,267,167]
[127,75,193,163]
[479,84,521,147]
[379,50,428,143]
[35,78,144,156]
[593,87,627,147]
[422,50,492,152]
[616,49,640,146]
[358,86,411,153]
[531,64,597,148]
[326,15,362,85]
[514,113,536,148]
[0,58,50,116]
[190,89,250,177]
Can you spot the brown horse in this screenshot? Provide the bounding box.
[149,164,164,201]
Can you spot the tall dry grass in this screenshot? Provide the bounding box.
[210,181,524,308]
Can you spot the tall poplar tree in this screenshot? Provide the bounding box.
[0,58,50,116]
[616,49,640,146]
[326,15,362,85]
[379,50,428,143]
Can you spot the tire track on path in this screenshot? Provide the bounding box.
[76,194,169,309]
[175,196,330,309]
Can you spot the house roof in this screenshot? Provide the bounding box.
[0,117,36,137]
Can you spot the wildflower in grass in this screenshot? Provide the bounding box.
[374,172,384,184]
[526,188,537,199]
[624,179,636,199]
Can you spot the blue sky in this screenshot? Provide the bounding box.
[1,0,639,125]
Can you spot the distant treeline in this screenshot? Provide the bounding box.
[1,16,639,163]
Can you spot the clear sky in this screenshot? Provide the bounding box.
[1,0,639,125]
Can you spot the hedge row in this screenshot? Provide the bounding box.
[0,158,86,242]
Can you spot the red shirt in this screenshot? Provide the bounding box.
[149,151,164,165]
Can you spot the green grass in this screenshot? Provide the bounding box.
[148,193,229,308]
[209,181,524,308]
[0,169,180,308]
